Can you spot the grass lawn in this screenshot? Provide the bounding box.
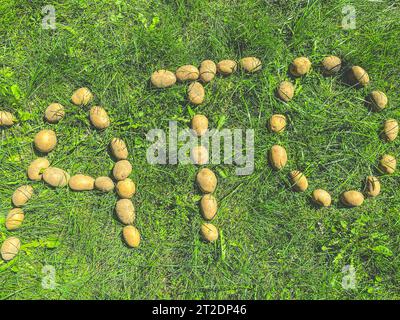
[0,0,399,299]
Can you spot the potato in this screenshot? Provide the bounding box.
[188,81,205,105]
[369,90,388,111]
[69,174,95,191]
[269,145,287,170]
[0,111,14,126]
[277,81,294,102]
[289,57,311,77]
[1,237,21,261]
[44,103,65,123]
[12,185,34,207]
[94,176,114,192]
[341,190,364,207]
[217,60,237,75]
[192,114,208,136]
[348,66,370,86]
[151,70,176,88]
[322,55,341,75]
[176,65,199,81]
[269,114,287,133]
[312,189,331,207]
[199,60,216,83]
[116,178,136,198]
[191,145,209,165]
[43,167,70,187]
[89,106,110,129]
[113,160,132,181]
[196,168,217,193]
[240,57,262,73]
[290,170,308,192]
[115,199,135,225]
[200,223,218,242]
[110,138,128,160]
[6,208,24,231]
[122,225,140,248]
[365,176,380,197]
[34,129,57,153]
[71,87,93,106]
[383,119,398,142]
[27,157,50,181]
[379,154,396,174]
[200,194,217,220]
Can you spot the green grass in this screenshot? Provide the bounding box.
[1,0,400,299]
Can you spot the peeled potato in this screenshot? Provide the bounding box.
[151,70,176,88]
[191,145,209,165]
[290,57,311,77]
[341,190,364,207]
[369,90,388,111]
[6,208,25,231]
[322,55,341,75]
[116,178,136,198]
[12,185,34,207]
[122,225,141,248]
[113,160,132,181]
[43,167,70,187]
[69,174,95,191]
[200,223,219,242]
[269,145,287,170]
[200,194,218,220]
[89,106,110,129]
[199,60,216,83]
[1,237,21,261]
[94,176,114,192]
[379,154,396,174]
[115,199,135,225]
[192,115,208,136]
[217,60,237,75]
[312,189,331,207]
[239,57,262,73]
[44,103,65,123]
[71,87,93,106]
[383,119,398,142]
[188,81,205,105]
[348,66,370,86]
[365,176,380,197]
[110,138,128,160]
[0,111,15,126]
[290,170,308,192]
[27,158,50,181]
[277,81,294,102]
[269,114,287,133]
[176,65,199,81]
[196,168,217,193]
[34,129,57,153]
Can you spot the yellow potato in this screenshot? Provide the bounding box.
[113,160,132,181]
[369,90,388,111]
[176,65,199,81]
[322,55,341,75]
[199,60,216,83]
[12,185,34,207]
[1,237,21,261]
[0,111,14,126]
[94,176,114,192]
[269,145,287,170]
[348,66,370,86]
[89,106,110,129]
[196,168,217,193]
[27,158,50,181]
[383,119,398,142]
[269,114,287,133]
[277,81,294,102]
[43,167,70,187]
[341,190,364,207]
[122,225,141,248]
[6,208,24,231]
[290,170,308,192]
[200,194,217,220]
[115,199,135,225]
[188,81,205,105]
[151,70,176,88]
[34,129,57,153]
[200,223,219,242]
[71,87,93,106]
[379,154,396,174]
[191,145,209,165]
[365,176,380,197]
[110,138,128,160]
[217,60,237,75]
[239,57,262,73]
[289,57,311,76]
[116,178,136,198]
[69,174,95,191]
[191,114,208,136]
[44,103,65,123]
[312,189,331,207]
